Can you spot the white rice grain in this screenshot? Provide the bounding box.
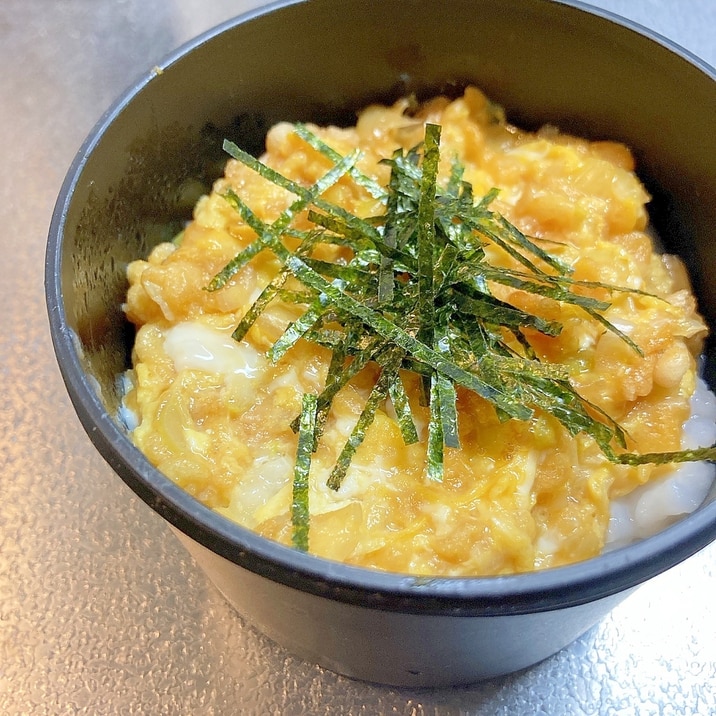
[606,376,716,548]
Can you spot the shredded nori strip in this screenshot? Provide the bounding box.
[292,392,317,551]
[206,120,716,547]
[327,346,405,490]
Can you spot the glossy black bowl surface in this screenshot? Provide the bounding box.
[45,0,716,684]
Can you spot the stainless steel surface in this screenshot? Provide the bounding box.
[2,0,715,712]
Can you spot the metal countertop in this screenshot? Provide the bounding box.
[1,1,714,713]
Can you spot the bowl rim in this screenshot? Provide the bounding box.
[45,0,716,617]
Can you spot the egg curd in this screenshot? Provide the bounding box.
[123,87,708,576]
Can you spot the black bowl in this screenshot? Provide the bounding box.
[45,0,716,685]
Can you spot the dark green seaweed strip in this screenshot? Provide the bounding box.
[585,310,643,357]
[223,139,358,206]
[477,262,658,300]
[287,330,384,435]
[224,139,384,247]
[469,266,643,355]
[211,146,359,292]
[469,219,552,278]
[450,289,563,337]
[445,156,465,198]
[312,334,386,444]
[327,347,403,490]
[275,288,316,304]
[301,257,375,285]
[432,243,460,298]
[283,253,532,421]
[221,139,367,255]
[444,187,568,274]
[387,365,420,445]
[378,239,396,304]
[304,210,375,246]
[377,153,404,305]
[416,124,440,348]
[433,316,460,450]
[205,238,266,292]
[608,445,716,465]
[268,292,331,363]
[292,392,317,551]
[306,209,416,270]
[470,265,611,311]
[310,198,384,244]
[292,123,387,199]
[495,213,571,275]
[231,278,284,343]
[425,374,445,482]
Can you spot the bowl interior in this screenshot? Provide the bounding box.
[47,0,716,613]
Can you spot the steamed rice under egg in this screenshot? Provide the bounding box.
[122,87,714,576]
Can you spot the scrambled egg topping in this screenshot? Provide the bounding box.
[123,87,707,576]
